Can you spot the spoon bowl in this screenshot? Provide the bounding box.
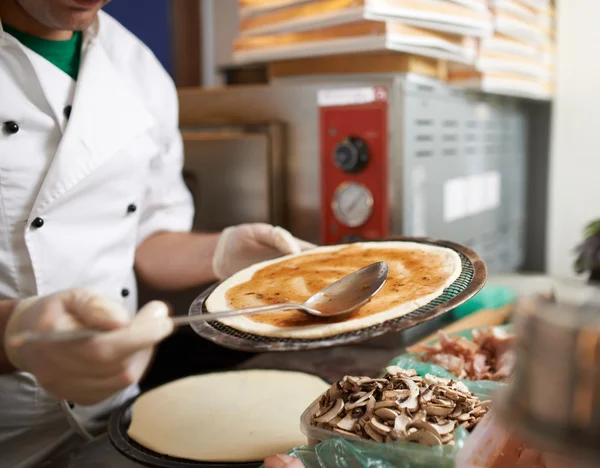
[303,261,389,317]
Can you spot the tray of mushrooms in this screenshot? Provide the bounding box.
[301,367,490,447]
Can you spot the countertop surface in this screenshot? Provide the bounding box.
[42,309,511,468]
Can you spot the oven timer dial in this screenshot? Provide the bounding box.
[334,137,369,173]
[332,182,374,228]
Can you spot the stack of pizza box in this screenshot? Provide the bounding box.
[234,0,493,65]
[448,0,555,99]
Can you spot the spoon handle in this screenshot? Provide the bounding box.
[8,303,306,346]
[172,303,305,325]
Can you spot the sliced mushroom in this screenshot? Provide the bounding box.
[311,369,489,446]
[348,391,367,402]
[356,377,375,386]
[405,429,442,446]
[439,388,462,401]
[328,416,342,427]
[374,400,399,410]
[424,374,451,386]
[432,397,454,406]
[345,389,375,410]
[333,428,361,439]
[470,406,486,417]
[423,401,454,417]
[430,420,456,436]
[430,406,456,417]
[370,417,392,435]
[346,376,361,386]
[454,381,470,393]
[449,405,463,419]
[328,383,341,400]
[373,378,391,385]
[461,400,476,412]
[479,400,492,410]
[365,396,376,414]
[397,379,419,411]
[364,422,384,442]
[375,408,399,421]
[336,413,359,432]
[407,421,442,437]
[397,413,412,429]
[420,386,434,403]
[382,389,410,401]
[412,409,427,422]
[313,398,344,423]
[386,366,408,376]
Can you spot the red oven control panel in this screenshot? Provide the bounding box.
[319,87,389,245]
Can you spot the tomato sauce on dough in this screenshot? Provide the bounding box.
[225,245,453,328]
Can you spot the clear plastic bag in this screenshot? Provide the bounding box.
[384,354,505,401]
[286,427,468,468]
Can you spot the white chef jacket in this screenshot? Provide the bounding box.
[0,11,194,468]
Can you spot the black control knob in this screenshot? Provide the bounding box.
[340,234,365,244]
[333,137,369,174]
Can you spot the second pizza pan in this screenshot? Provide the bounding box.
[108,398,262,468]
[187,237,487,352]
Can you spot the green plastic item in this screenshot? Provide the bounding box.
[284,428,469,468]
[451,285,516,321]
[385,324,512,400]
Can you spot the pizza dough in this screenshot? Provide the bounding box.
[206,241,462,339]
[127,370,329,462]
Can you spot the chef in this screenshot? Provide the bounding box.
[0,0,313,466]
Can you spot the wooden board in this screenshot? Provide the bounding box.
[267,51,449,80]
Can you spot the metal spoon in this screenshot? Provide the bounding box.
[9,261,389,346]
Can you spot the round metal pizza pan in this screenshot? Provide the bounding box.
[187,237,488,352]
[108,397,262,468]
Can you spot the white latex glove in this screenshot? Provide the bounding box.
[212,223,315,280]
[4,288,174,405]
[264,454,305,468]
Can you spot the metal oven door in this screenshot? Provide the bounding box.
[181,121,287,232]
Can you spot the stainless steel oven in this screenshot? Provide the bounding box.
[178,74,531,275]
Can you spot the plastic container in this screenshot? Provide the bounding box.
[299,394,355,447]
[299,387,468,448]
[455,410,511,467]
[297,389,466,468]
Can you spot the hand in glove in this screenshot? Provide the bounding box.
[4,288,173,405]
[212,223,315,280]
[264,454,305,468]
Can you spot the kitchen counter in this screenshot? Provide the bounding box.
[43,308,511,467]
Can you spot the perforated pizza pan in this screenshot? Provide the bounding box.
[188,237,487,352]
[108,398,262,468]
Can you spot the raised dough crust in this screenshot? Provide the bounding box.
[205,241,462,339]
[127,370,330,462]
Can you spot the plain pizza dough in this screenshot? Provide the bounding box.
[127,370,329,462]
[205,241,462,339]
